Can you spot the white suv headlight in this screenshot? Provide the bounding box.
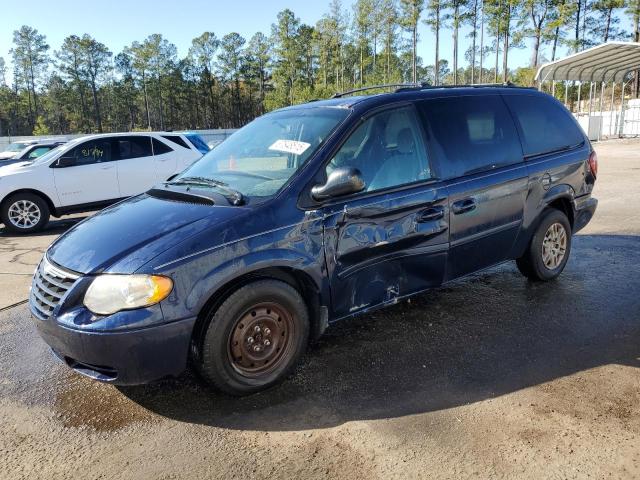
[83,274,173,316]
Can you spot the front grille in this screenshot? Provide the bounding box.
[30,256,80,319]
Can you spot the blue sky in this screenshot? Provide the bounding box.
[0,0,633,80]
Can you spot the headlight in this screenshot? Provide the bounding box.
[83,275,173,316]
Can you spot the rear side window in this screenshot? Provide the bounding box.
[503,94,585,157]
[162,135,190,149]
[152,138,173,155]
[419,95,522,178]
[114,136,153,160]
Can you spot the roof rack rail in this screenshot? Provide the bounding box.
[395,81,519,92]
[332,81,525,99]
[332,83,422,98]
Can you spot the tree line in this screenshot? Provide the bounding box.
[1,0,638,137]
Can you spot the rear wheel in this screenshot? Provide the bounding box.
[1,193,50,234]
[516,208,572,281]
[195,280,309,396]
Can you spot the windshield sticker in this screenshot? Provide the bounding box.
[268,139,311,156]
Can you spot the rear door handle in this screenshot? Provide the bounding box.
[452,198,476,215]
[417,206,445,222]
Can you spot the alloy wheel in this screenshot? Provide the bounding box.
[7,200,41,229]
[541,222,567,270]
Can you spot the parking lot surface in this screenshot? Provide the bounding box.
[1,139,639,479]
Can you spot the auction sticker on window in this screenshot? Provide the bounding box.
[268,139,311,156]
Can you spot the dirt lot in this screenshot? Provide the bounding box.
[0,139,638,479]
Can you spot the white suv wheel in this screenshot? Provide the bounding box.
[8,200,42,229]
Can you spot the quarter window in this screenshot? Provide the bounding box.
[419,96,522,178]
[162,135,190,149]
[152,138,173,155]
[503,94,585,157]
[325,106,432,193]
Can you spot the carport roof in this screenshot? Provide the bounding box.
[535,42,640,83]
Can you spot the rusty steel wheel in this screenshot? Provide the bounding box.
[195,279,309,395]
[228,302,296,378]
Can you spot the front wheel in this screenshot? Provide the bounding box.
[516,208,572,281]
[1,193,50,234]
[194,280,310,396]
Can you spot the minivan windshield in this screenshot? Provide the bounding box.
[174,107,350,198]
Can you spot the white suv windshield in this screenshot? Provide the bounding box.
[4,142,28,153]
[176,107,350,198]
[31,145,64,165]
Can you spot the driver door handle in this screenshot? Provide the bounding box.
[452,198,476,215]
[417,206,445,222]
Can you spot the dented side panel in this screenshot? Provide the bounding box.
[322,184,449,319]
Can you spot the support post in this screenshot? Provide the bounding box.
[618,82,627,137]
[565,81,569,108]
[552,80,556,97]
[577,82,582,113]
[598,82,605,141]
[610,82,616,137]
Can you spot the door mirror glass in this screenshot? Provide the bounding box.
[311,167,365,200]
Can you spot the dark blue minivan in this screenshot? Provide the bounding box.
[30,85,597,395]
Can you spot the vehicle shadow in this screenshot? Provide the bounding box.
[0,215,88,237]
[119,233,639,431]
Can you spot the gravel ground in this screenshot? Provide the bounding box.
[0,139,638,479]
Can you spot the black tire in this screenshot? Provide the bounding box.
[1,193,50,234]
[516,208,572,281]
[194,280,309,396]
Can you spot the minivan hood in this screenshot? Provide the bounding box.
[47,193,248,274]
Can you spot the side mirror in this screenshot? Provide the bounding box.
[311,167,365,201]
[55,156,75,168]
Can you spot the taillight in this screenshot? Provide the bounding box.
[588,151,598,178]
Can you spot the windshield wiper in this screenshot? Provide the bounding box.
[166,176,244,206]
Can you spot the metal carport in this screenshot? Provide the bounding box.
[535,42,640,139]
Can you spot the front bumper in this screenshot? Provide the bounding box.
[573,195,598,233]
[32,308,196,385]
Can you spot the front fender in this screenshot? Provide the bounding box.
[157,222,327,322]
[184,248,325,314]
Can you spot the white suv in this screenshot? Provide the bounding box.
[0,132,205,233]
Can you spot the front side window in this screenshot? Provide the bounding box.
[419,95,522,178]
[503,94,585,157]
[64,139,112,166]
[325,105,431,193]
[113,136,153,160]
[177,107,349,197]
